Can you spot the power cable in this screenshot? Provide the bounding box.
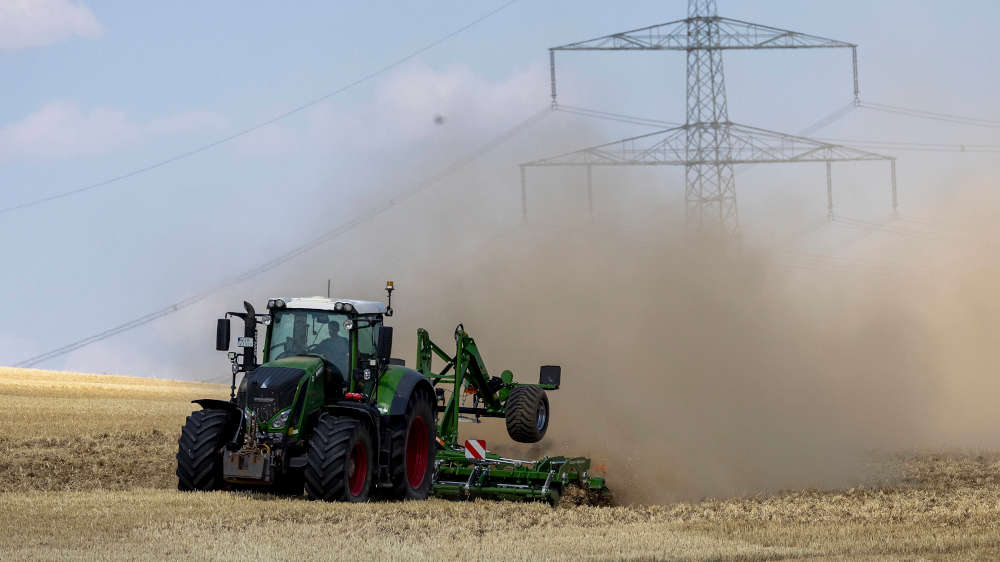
[832,216,943,241]
[859,100,1000,129]
[554,104,680,128]
[815,137,1000,153]
[12,105,552,368]
[797,100,858,136]
[0,0,521,217]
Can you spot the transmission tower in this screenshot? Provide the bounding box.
[521,0,897,235]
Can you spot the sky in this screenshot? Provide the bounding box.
[2,0,999,378]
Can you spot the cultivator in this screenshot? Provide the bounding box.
[419,325,609,504]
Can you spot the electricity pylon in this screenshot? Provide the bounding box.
[522,0,897,235]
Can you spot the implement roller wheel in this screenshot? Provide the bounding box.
[505,385,549,443]
[176,409,230,491]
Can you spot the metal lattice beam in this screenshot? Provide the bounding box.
[520,122,898,228]
[551,16,856,52]
[522,122,894,166]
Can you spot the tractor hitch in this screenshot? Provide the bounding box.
[223,450,272,484]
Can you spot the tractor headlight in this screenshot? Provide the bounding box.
[343,319,354,330]
[269,408,292,430]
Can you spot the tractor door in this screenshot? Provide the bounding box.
[351,316,384,392]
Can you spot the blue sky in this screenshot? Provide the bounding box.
[3,0,999,378]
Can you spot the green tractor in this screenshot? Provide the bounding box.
[177,283,608,503]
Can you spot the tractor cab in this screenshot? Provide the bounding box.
[262,296,389,384]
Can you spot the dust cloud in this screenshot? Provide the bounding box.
[430,209,1000,503]
[249,111,1000,503]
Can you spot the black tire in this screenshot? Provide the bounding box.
[304,414,374,502]
[505,386,549,443]
[387,388,436,500]
[176,409,230,491]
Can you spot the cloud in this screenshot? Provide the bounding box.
[0,101,228,159]
[147,110,229,136]
[246,60,548,157]
[0,62,543,162]
[0,0,102,50]
[371,60,542,140]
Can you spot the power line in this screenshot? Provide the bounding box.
[859,100,1000,129]
[816,137,1000,153]
[797,100,858,136]
[12,105,552,368]
[0,0,520,217]
[555,104,680,128]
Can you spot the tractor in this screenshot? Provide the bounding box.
[176,282,608,503]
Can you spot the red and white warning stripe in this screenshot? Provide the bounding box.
[464,439,487,460]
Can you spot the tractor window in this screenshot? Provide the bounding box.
[268,310,350,377]
[356,318,381,364]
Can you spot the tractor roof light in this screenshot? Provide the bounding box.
[384,281,394,317]
[334,302,344,312]
[268,299,286,309]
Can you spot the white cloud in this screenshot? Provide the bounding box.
[0,101,135,158]
[0,0,102,50]
[0,101,228,159]
[292,60,546,154]
[0,62,543,161]
[372,61,542,140]
[147,110,229,136]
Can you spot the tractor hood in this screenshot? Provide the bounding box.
[263,356,326,373]
[238,356,324,430]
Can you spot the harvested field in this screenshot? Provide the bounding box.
[2,367,1000,560]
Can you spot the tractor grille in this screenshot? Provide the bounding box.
[239,366,304,424]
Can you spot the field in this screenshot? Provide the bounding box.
[2,367,1000,560]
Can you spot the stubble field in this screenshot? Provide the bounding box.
[2,366,1000,560]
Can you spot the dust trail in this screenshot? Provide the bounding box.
[223,99,1000,503]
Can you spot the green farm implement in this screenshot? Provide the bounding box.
[177,282,609,504]
[419,325,608,503]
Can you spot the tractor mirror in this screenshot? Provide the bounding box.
[376,326,393,362]
[216,318,231,351]
[539,365,561,388]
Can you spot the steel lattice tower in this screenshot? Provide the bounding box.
[685,0,738,233]
[521,0,897,236]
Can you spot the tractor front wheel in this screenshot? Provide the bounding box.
[176,409,230,491]
[388,388,436,500]
[505,386,549,443]
[304,414,374,502]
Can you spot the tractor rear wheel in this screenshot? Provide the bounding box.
[176,409,230,491]
[304,414,374,502]
[387,388,436,500]
[505,386,549,443]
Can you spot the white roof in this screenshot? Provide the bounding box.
[274,296,387,315]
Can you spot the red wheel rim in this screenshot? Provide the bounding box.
[348,440,367,496]
[405,416,429,489]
